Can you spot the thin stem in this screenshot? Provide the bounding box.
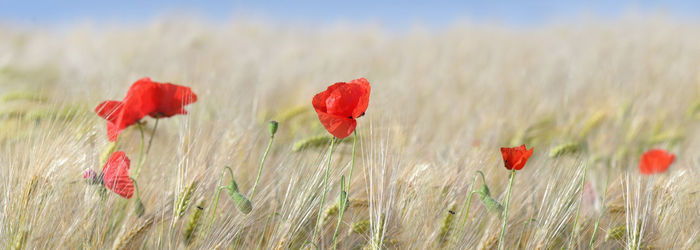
[589,177,609,249]
[224,166,235,186]
[331,204,345,249]
[250,134,275,200]
[312,137,337,244]
[130,177,141,200]
[568,161,590,249]
[346,131,358,196]
[498,169,516,250]
[331,131,358,248]
[205,186,226,235]
[204,167,231,237]
[454,171,487,245]
[146,119,159,154]
[133,123,146,178]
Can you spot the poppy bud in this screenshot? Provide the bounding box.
[480,196,504,217]
[83,169,102,185]
[268,120,279,136]
[134,198,145,217]
[83,168,97,180]
[477,183,491,200]
[226,178,240,196]
[229,192,252,214]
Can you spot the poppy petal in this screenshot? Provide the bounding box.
[102,151,134,198]
[106,122,120,142]
[150,82,198,118]
[95,100,123,120]
[326,83,367,118]
[313,82,346,114]
[316,111,357,139]
[350,78,371,118]
[123,78,160,118]
[639,149,674,175]
[500,145,533,171]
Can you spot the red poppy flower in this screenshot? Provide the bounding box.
[102,151,134,198]
[500,145,534,170]
[133,77,198,118]
[95,77,197,141]
[312,78,370,138]
[639,149,674,175]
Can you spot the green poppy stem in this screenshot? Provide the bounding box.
[133,123,146,178]
[250,132,275,200]
[345,131,358,198]
[454,171,486,245]
[204,167,233,237]
[568,161,590,248]
[146,119,159,154]
[130,177,145,217]
[331,131,358,248]
[130,177,141,200]
[498,169,516,250]
[312,137,337,244]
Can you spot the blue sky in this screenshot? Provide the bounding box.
[1,0,698,29]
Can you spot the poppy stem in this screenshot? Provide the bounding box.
[204,167,232,237]
[133,123,146,178]
[568,161,590,249]
[331,130,358,248]
[346,131,357,198]
[250,131,275,200]
[146,119,159,155]
[312,137,337,244]
[454,171,486,245]
[589,176,609,248]
[130,177,141,200]
[498,169,516,250]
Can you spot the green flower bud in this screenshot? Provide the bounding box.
[481,196,504,217]
[226,176,240,195]
[230,192,252,214]
[134,198,145,217]
[268,120,279,136]
[477,183,491,199]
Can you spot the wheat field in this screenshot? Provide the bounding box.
[1,17,699,249]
